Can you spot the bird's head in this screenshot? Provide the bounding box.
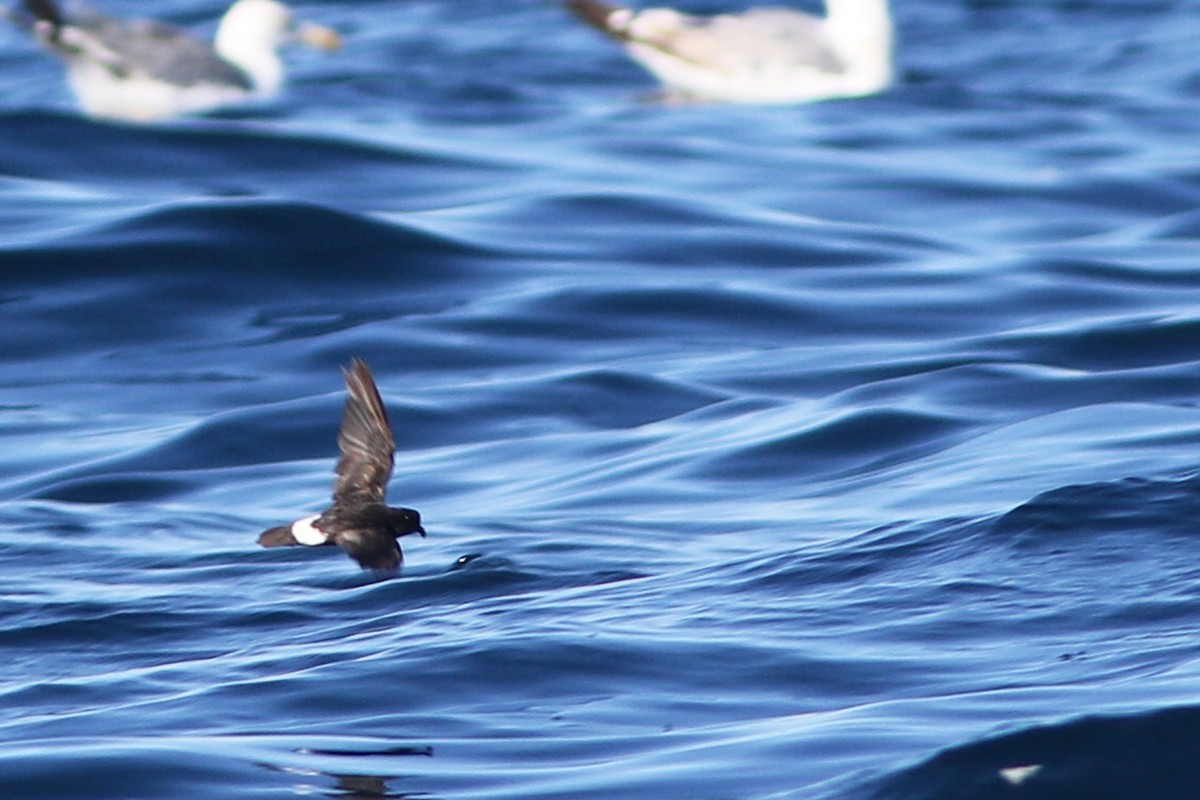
[391,507,426,539]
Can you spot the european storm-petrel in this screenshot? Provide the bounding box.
[258,359,425,571]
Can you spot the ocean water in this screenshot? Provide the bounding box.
[3,0,1200,797]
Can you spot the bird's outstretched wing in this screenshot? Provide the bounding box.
[332,359,396,506]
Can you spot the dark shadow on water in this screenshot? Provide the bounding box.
[307,747,434,758]
[865,704,1200,800]
[992,472,1200,542]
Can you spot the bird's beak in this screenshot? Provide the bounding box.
[417,526,427,538]
[295,22,341,52]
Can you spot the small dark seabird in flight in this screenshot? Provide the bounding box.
[258,359,425,571]
[13,0,340,122]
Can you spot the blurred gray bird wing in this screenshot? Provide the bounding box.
[332,359,396,506]
[76,12,252,88]
[566,0,846,75]
[26,0,252,89]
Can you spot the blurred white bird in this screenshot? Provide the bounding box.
[15,0,341,121]
[567,0,893,104]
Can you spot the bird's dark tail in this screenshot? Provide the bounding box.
[565,0,632,42]
[258,525,299,548]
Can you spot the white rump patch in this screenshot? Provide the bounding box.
[290,514,328,546]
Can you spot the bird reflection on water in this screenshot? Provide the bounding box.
[258,744,435,799]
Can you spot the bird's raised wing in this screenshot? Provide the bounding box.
[332,359,395,505]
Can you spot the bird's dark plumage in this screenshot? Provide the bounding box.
[258,359,425,571]
[334,361,395,506]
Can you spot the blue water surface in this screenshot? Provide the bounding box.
[3,0,1200,797]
